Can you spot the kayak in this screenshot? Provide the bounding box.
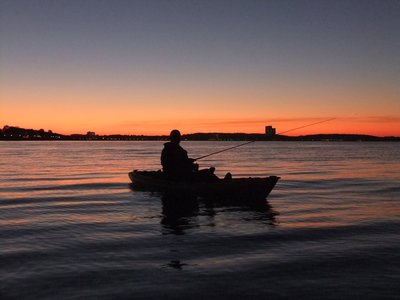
[129,170,280,200]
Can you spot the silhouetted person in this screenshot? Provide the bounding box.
[161,129,217,181]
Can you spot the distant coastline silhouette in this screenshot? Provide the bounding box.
[1,125,399,141]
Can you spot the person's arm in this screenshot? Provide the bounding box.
[161,147,170,170]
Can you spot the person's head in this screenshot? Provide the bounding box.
[169,129,181,144]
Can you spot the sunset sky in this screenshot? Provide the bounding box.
[1,0,399,136]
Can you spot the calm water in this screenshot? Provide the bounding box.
[1,141,399,299]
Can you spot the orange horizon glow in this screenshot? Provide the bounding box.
[2,80,399,137]
[2,116,400,137]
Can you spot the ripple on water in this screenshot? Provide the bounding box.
[1,141,400,299]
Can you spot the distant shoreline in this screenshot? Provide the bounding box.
[1,126,399,142]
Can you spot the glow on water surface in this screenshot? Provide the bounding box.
[1,141,399,299]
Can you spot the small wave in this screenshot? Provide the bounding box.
[278,178,387,190]
[1,182,128,193]
[0,191,129,207]
[6,176,107,182]
[364,185,400,195]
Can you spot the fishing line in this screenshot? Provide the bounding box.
[194,118,336,161]
[276,118,336,135]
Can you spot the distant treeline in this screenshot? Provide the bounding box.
[185,133,400,141]
[1,125,399,141]
[0,126,166,141]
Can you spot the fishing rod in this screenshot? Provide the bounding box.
[194,140,255,161]
[193,118,335,161]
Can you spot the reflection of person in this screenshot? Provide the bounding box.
[161,129,217,181]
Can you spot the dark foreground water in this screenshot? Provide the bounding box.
[1,141,399,299]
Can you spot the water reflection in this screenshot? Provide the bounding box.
[239,202,278,226]
[160,192,279,234]
[204,198,279,227]
[165,260,188,270]
[161,193,200,235]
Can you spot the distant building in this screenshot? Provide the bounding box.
[265,125,276,137]
[86,131,96,140]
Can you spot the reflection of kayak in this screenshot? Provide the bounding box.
[129,170,280,200]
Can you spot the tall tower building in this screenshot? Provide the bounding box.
[265,125,276,137]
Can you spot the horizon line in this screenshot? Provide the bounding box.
[1,125,400,139]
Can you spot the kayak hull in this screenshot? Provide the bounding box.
[129,170,280,200]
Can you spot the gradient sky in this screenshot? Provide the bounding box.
[1,0,399,136]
